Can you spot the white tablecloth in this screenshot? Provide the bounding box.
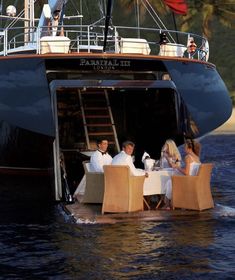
[143,169,176,195]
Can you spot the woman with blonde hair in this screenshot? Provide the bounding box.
[160,139,181,168]
[162,139,201,209]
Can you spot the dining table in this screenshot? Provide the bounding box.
[143,168,177,209]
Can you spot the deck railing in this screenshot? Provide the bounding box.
[0,24,209,61]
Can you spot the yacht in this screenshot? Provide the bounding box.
[0,0,232,202]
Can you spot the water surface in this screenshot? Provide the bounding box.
[0,134,235,279]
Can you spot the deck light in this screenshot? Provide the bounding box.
[6,5,16,16]
[162,73,171,80]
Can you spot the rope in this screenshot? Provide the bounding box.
[141,0,176,43]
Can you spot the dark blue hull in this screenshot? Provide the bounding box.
[0,54,232,199]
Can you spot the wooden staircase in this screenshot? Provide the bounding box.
[78,89,120,153]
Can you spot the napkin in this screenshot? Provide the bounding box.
[142,152,150,163]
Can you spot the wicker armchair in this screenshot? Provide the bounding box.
[172,163,214,211]
[102,165,145,214]
[82,160,104,203]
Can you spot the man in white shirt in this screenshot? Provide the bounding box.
[73,138,112,199]
[112,141,147,177]
[90,138,112,172]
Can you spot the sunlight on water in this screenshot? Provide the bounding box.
[75,218,97,224]
[216,204,235,217]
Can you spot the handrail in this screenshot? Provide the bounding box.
[0,24,209,61]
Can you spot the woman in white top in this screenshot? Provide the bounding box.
[160,139,182,168]
[163,139,201,209]
[173,139,201,175]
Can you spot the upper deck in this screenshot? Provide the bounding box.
[0,22,209,62]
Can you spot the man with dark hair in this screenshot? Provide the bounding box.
[48,9,64,36]
[112,141,147,177]
[90,138,112,172]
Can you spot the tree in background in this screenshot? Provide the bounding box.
[36,0,47,9]
[181,0,235,38]
[119,0,235,37]
[119,0,235,99]
[119,0,168,19]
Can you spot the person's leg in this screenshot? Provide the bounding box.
[163,179,172,209]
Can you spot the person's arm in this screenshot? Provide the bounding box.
[90,152,104,172]
[166,154,174,166]
[47,19,51,35]
[161,152,173,168]
[126,156,146,176]
[172,155,191,175]
[175,158,181,167]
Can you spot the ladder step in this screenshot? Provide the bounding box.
[84,107,108,110]
[85,115,110,118]
[79,89,120,153]
[81,91,105,95]
[86,123,113,127]
[88,132,115,136]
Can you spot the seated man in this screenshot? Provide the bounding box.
[112,140,147,177]
[90,138,113,172]
[73,138,112,200]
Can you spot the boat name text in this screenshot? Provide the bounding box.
[80,59,131,70]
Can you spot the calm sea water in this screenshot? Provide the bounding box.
[0,134,235,280]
